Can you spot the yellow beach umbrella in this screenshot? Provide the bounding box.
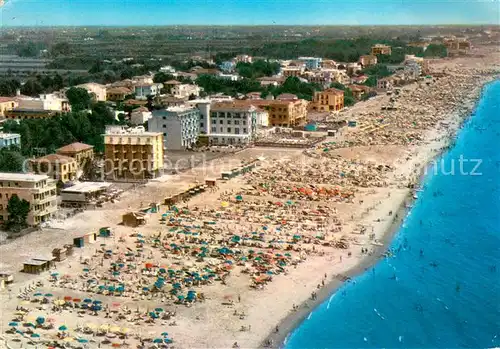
[53,300,65,306]
[221,201,229,208]
[63,337,74,342]
[109,325,120,333]
[99,324,109,331]
[121,327,130,334]
[85,323,97,330]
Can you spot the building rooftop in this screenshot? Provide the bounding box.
[165,80,181,85]
[211,102,256,112]
[0,172,49,182]
[0,132,20,139]
[32,153,76,164]
[61,181,112,194]
[165,105,198,113]
[104,126,162,136]
[0,97,16,103]
[322,88,345,95]
[57,142,93,153]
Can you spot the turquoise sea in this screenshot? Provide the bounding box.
[285,80,500,348]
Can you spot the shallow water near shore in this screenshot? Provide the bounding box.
[285,80,500,348]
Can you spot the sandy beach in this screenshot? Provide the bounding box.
[0,45,499,349]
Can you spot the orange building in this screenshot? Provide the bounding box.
[310,88,344,112]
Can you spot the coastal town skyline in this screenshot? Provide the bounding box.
[1,0,499,26]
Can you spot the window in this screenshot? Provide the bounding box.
[243,120,246,125]
[227,120,231,125]
[220,127,223,132]
[211,112,217,118]
[200,122,204,127]
[227,127,231,133]
[212,119,216,124]
[163,117,166,120]
[235,128,240,134]
[243,128,247,133]
[163,125,166,128]
[211,127,216,132]
[234,120,239,125]
[220,120,223,124]
[163,133,167,136]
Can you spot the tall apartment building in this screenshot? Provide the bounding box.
[371,44,392,56]
[248,99,308,128]
[0,173,57,226]
[208,102,258,145]
[149,106,200,150]
[31,154,78,184]
[310,88,345,112]
[56,142,94,167]
[103,126,164,180]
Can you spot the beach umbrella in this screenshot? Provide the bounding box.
[44,293,53,297]
[30,333,40,338]
[155,308,164,312]
[25,322,35,328]
[35,317,45,325]
[58,325,68,331]
[63,296,72,301]
[109,326,120,333]
[165,338,173,343]
[77,339,89,343]
[235,195,243,201]
[153,338,163,343]
[33,292,43,297]
[93,300,102,304]
[83,298,92,303]
[161,332,169,337]
[100,324,109,331]
[8,322,18,327]
[72,298,81,303]
[63,337,74,342]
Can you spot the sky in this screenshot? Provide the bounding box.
[0,0,499,26]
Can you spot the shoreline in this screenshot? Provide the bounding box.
[262,192,411,348]
[264,75,499,349]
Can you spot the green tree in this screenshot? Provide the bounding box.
[364,76,378,87]
[153,72,174,83]
[4,195,30,232]
[0,148,25,172]
[20,79,43,96]
[66,87,92,111]
[424,44,447,58]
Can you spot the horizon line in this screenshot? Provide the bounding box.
[2,23,499,28]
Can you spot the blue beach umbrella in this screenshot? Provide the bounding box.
[58,325,68,331]
[153,338,163,343]
[78,338,89,343]
[161,332,169,337]
[30,333,40,338]
[8,322,18,327]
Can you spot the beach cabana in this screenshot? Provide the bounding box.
[205,178,217,187]
[52,247,68,262]
[83,232,97,244]
[22,258,54,274]
[122,212,146,227]
[99,227,112,238]
[73,237,84,248]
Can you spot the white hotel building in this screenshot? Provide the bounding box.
[208,102,258,145]
[149,106,200,150]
